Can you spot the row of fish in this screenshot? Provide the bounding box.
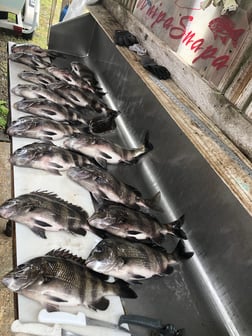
[2,43,194,314]
[9,42,118,135]
[0,190,185,241]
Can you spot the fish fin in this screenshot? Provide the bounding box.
[114,279,137,298]
[48,168,62,175]
[46,248,87,267]
[46,304,59,312]
[90,297,109,311]
[95,157,107,169]
[172,240,194,261]
[49,162,64,169]
[89,115,117,134]
[88,268,109,281]
[143,130,153,152]
[131,274,147,280]
[47,296,69,303]
[90,193,104,206]
[69,227,87,236]
[144,191,162,212]
[34,219,52,228]
[127,230,143,236]
[166,214,187,240]
[163,265,174,275]
[124,183,142,197]
[43,131,57,136]
[31,226,47,239]
[130,280,143,285]
[129,131,153,164]
[100,151,112,160]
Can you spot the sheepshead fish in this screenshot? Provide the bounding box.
[67,165,161,212]
[63,131,153,167]
[2,249,137,311]
[14,99,88,125]
[9,52,51,69]
[7,116,82,141]
[10,141,92,175]
[12,84,73,106]
[18,70,57,86]
[88,203,187,242]
[48,82,117,115]
[11,43,63,59]
[0,191,90,239]
[46,66,99,94]
[86,238,194,282]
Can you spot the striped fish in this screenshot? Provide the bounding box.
[10,141,92,175]
[0,191,91,238]
[86,237,194,282]
[2,249,137,311]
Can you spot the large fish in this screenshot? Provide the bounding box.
[18,70,57,86]
[67,165,161,212]
[0,191,90,239]
[86,238,194,282]
[11,43,62,59]
[2,249,137,311]
[7,116,83,141]
[12,84,73,106]
[63,132,153,167]
[10,141,92,175]
[47,82,117,115]
[9,52,51,69]
[14,99,88,124]
[88,203,187,242]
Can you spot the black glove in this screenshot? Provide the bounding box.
[114,30,138,47]
[141,56,171,80]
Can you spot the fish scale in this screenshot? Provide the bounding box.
[2,250,137,311]
[0,191,90,239]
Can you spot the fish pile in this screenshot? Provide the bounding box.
[2,43,193,314]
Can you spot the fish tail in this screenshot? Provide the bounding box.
[114,279,137,298]
[143,131,153,153]
[169,214,187,240]
[143,191,162,212]
[172,240,194,261]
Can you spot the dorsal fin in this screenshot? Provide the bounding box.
[29,190,88,218]
[46,248,86,267]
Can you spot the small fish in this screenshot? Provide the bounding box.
[7,116,82,141]
[11,43,64,59]
[18,70,57,86]
[86,237,194,282]
[88,203,187,242]
[14,99,88,125]
[0,191,90,238]
[67,165,161,212]
[2,249,137,311]
[12,84,73,106]
[10,141,92,175]
[208,16,245,48]
[46,66,99,94]
[9,52,51,69]
[48,82,117,115]
[63,131,153,167]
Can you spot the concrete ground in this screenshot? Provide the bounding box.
[0,140,15,336]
